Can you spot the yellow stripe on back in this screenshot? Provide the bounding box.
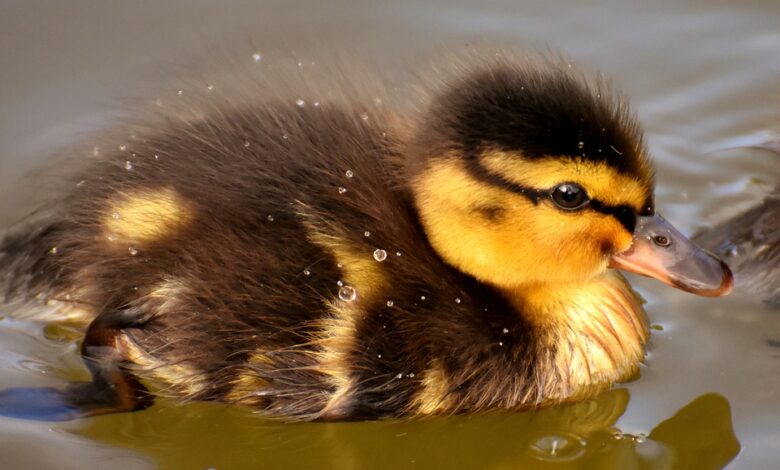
[304,223,389,418]
[104,188,193,242]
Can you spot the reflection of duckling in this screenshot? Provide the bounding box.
[0,54,732,421]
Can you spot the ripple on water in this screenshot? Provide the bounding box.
[528,433,587,462]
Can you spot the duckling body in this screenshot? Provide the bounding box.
[695,188,780,307]
[0,55,731,420]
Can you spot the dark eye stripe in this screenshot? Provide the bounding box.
[463,155,638,232]
[589,200,637,232]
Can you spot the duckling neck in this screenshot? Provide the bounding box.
[505,271,649,403]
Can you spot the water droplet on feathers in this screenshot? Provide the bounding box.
[338,285,356,302]
[373,249,387,261]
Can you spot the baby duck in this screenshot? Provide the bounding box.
[694,142,779,307]
[0,55,732,421]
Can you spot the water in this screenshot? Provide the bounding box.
[0,0,778,468]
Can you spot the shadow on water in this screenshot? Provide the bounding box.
[73,389,739,470]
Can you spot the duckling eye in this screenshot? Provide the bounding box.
[551,183,589,210]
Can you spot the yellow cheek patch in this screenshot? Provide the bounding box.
[480,150,651,211]
[104,188,192,242]
[414,160,628,286]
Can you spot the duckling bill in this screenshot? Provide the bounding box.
[0,54,732,421]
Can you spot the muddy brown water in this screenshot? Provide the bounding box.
[0,1,778,469]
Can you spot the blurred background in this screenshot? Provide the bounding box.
[0,1,778,468]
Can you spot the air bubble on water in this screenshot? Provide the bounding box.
[528,434,586,462]
[502,327,509,334]
[420,295,426,301]
[578,141,584,149]
[386,300,394,307]
[498,341,503,346]
[337,280,343,286]
[377,354,382,359]
[455,298,461,304]
[338,187,347,194]
[373,249,387,262]
[408,373,415,378]
[395,252,402,257]
[267,214,274,222]
[303,269,311,276]
[345,170,354,178]
[252,53,262,62]
[128,247,138,256]
[125,161,133,170]
[296,99,305,107]
[338,285,356,302]
[364,231,371,237]
[396,373,403,379]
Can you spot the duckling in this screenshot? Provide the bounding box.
[694,141,779,307]
[0,54,732,421]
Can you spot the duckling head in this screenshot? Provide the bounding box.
[410,59,732,297]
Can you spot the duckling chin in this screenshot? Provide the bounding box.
[0,52,732,421]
